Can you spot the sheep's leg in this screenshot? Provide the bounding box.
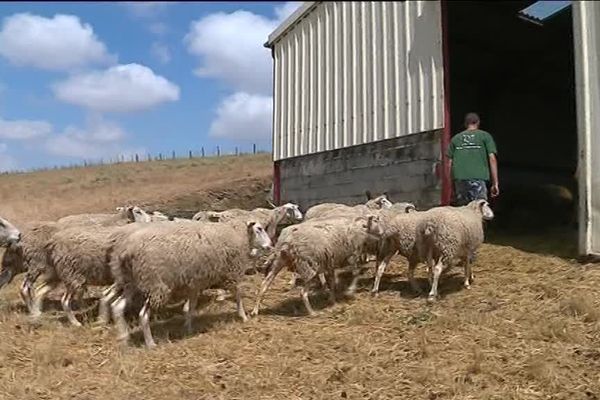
[19,278,34,313]
[427,259,444,303]
[183,293,198,334]
[371,254,393,296]
[318,273,328,289]
[61,290,82,327]
[288,273,298,289]
[300,283,316,316]
[346,264,366,296]
[325,271,336,305]
[463,259,473,289]
[407,259,421,294]
[97,284,119,325]
[251,256,286,317]
[233,285,249,323]
[110,295,129,345]
[30,280,55,318]
[215,289,227,302]
[139,299,157,348]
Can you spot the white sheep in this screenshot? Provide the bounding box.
[0,221,57,313]
[251,214,385,317]
[108,219,273,348]
[288,200,416,290]
[415,199,494,302]
[304,192,393,221]
[34,223,149,326]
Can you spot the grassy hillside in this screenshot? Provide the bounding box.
[0,154,273,224]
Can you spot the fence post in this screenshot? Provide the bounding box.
[159,153,162,161]
[217,146,220,157]
[172,150,176,160]
[235,146,238,156]
[253,143,256,154]
[201,147,205,157]
[135,154,139,163]
[189,150,193,159]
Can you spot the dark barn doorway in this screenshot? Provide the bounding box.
[445,1,577,253]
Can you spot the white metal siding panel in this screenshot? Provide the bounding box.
[574,1,600,255]
[272,1,444,161]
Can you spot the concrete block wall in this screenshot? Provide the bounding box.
[277,130,443,211]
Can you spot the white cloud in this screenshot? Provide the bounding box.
[52,63,180,113]
[0,13,115,71]
[0,143,16,172]
[0,117,52,140]
[151,42,171,64]
[274,2,302,21]
[45,116,142,160]
[209,92,272,141]
[185,11,275,94]
[184,2,301,94]
[122,2,173,19]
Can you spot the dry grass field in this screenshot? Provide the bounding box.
[0,154,599,400]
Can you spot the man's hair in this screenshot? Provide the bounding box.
[464,112,480,127]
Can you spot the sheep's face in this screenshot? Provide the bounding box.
[0,217,21,247]
[374,195,393,209]
[0,243,24,289]
[247,221,273,250]
[283,203,303,222]
[472,200,494,220]
[127,206,152,223]
[357,215,385,239]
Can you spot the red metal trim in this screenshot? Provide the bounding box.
[273,161,281,205]
[440,0,453,206]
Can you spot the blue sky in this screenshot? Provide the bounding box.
[0,1,300,171]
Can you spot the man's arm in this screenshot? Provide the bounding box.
[489,153,499,197]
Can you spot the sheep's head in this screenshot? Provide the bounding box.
[0,243,24,289]
[282,202,303,222]
[356,214,385,239]
[247,221,273,251]
[126,206,152,223]
[470,199,494,221]
[0,216,21,247]
[367,193,393,210]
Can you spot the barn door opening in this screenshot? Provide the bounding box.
[445,0,578,256]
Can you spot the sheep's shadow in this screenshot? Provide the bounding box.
[127,309,242,348]
[256,289,343,317]
[337,268,468,300]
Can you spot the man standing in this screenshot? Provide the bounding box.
[447,112,499,206]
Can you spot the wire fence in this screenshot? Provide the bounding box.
[1,144,270,175]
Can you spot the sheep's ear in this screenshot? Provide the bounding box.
[267,200,276,208]
[246,221,257,228]
[406,204,416,213]
[365,190,372,200]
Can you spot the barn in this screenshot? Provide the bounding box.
[264,1,600,256]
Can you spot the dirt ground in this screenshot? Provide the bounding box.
[0,155,599,400]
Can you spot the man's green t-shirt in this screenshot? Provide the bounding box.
[447,129,497,181]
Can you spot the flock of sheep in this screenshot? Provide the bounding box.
[0,192,494,348]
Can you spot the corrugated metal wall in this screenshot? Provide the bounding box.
[272,1,444,161]
[574,1,600,256]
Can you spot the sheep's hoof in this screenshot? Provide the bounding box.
[426,295,437,304]
[250,308,259,317]
[464,283,471,290]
